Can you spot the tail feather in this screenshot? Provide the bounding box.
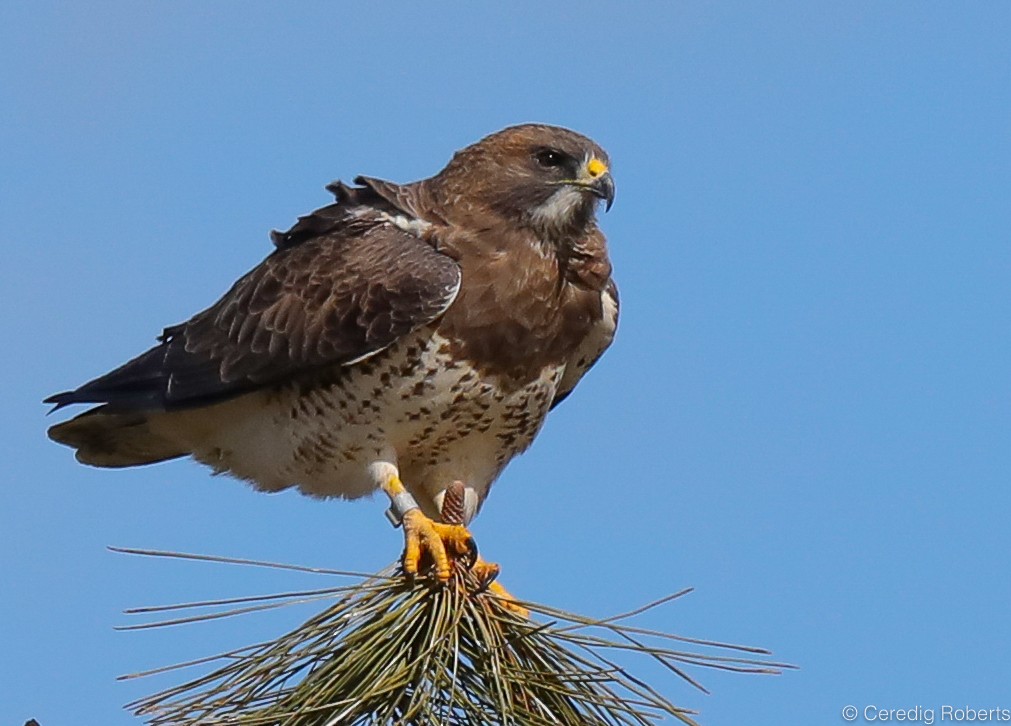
[48,406,187,468]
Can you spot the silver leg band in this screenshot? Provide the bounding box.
[385,490,420,528]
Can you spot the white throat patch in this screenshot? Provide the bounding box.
[528,186,585,232]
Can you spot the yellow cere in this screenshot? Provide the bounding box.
[586,158,608,178]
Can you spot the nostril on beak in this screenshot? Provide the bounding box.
[586,158,608,178]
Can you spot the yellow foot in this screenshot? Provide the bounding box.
[473,557,529,618]
[402,509,477,582]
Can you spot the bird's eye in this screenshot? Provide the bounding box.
[534,148,566,168]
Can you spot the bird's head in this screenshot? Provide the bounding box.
[437,124,615,242]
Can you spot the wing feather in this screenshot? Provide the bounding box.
[47,215,460,410]
[551,278,619,410]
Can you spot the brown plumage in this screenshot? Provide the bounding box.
[47,124,619,540]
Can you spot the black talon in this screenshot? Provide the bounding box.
[463,537,478,570]
[473,562,501,595]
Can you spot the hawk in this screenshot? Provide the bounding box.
[47,124,619,583]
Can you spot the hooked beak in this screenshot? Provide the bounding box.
[589,173,615,212]
[575,157,615,212]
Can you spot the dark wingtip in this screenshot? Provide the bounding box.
[43,391,75,413]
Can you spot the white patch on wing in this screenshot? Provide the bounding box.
[378,211,433,237]
[348,207,433,238]
[553,284,619,405]
[601,285,619,332]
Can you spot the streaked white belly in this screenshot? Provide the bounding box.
[154,330,564,516]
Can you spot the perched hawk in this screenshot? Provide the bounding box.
[47,124,618,581]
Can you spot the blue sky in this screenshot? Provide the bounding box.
[3,2,1010,724]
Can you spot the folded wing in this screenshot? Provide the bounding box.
[46,215,460,412]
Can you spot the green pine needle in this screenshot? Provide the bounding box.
[115,548,792,725]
